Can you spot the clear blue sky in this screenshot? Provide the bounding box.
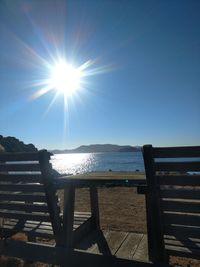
[0,0,200,149]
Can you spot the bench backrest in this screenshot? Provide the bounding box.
[0,150,63,244]
[143,145,200,262]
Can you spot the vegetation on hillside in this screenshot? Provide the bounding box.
[0,135,37,152]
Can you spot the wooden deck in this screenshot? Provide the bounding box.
[76,230,149,262]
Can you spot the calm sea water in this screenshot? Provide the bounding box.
[51,152,144,175]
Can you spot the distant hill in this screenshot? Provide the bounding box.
[50,144,141,154]
[0,135,38,152]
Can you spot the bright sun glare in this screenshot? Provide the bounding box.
[49,61,82,96]
[32,57,109,105]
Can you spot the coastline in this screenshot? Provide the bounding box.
[60,171,145,179]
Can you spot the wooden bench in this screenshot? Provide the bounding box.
[138,145,200,263]
[0,150,97,264]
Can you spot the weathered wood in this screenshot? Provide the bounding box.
[0,163,41,172]
[163,212,200,227]
[155,161,200,172]
[142,145,200,263]
[0,152,39,162]
[165,245,200,259]
[38,150,63,245]
[161,188,200,199]
[164,238,200,249]
[0,210,51,221]
[162,200,200,213]
[0,150,101,265]
[0,239,169,267]
[55,178,146,189]
[116,232,143,259]
[143,145,165,262]
[0,193,46,202]
[133,234,149,263]
[0,202,48,212]
[62,185,75,248]
[90,186,100,229]
[0,183,45,192]
[157,175,200,186]
[164,224,200,239]
[0,174,43,183]
[153,146,200,158]
[2,221,54,238]
[105,231,128,255]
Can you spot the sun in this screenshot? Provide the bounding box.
[31,57,109,104]
[49,60,82,96]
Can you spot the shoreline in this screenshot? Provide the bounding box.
[59,171,145,180]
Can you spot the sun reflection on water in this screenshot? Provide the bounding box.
[51,153,95,175]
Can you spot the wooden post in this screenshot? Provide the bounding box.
[38,150,63,246]
[89,186,100,230]
[62,184,75,248]
[143,145,165,263]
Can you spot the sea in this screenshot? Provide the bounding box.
[51,152,144,175]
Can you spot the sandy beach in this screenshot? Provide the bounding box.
[58,171,147,233]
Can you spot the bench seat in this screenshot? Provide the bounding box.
[1,211,92,241]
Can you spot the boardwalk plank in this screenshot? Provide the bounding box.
[133,235,149,262]
[76,230,149,263]
[105,230,128,255]
[115,232,143,259]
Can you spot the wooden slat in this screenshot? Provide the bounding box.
[0,184,45,192]
[4,219,53,228]
[115,232,143,260]
[0,163,41,172]
[165,244,200,259]
[0,152,41,162]
[0,202,48,212]
[105,231,128,255]
[161,189,200,199]
[164,224,200,239]
[0,210,51,222]
[0,193,46,202]
[164,212,200,227]
[153,146,200,158]
[0,174,43,183]
[157,175,200,186]
[132,234,149,262]
[164,238,200,249]
[1,220,54,238]
[162,200,200,213]
[155,161,200,172]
